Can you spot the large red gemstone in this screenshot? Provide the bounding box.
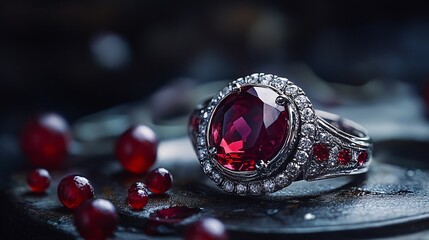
[209,86,289,171]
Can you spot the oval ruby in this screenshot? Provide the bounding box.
[209,86,289,171]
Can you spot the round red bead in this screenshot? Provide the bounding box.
[127,188,149,210]
[27,168,51,193]
[358,151,368,166]
[57,175,95,209]
[145,168,173,194]
[312,143,330,161]
[209,86,289,171]
[74,199,118,240]
[20,113,70,169]
[185,218,229,240]
[337,149,351,165]
[115,125,158,174]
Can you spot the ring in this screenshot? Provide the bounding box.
[189,73,372,195]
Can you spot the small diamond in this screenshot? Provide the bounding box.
[296,151,309,163]
[261,74,273,84]
[301,108,314,121]
[319,132,331,143]
[220,86,231,97]
[275,173,290,188]
[249,182,262,194]
[307,163,320,176]
[197,149,206,160]
[263,180,275,193]
[197,137,206,147]
[203,161,212,173]
[211,171,222,183]
[235,78,245,84]
[298,138,312,150]
[223,181,234,192]
[328,159,338,169]
[198,122,206,134]
[236,184,247,195]
[286,163,300,178]
[301,124,316,137]
[295,95,308,108]
[202,112,209,120]
[285,85,298,95]
[247,73,260,83]
[270,77,287,90]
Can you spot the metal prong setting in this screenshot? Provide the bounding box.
[232,83,241,94]
[276,95,287,106]
[209,147,217,156]
[255,160,269,175]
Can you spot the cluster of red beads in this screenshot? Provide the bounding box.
[20,114,218,239]
[127,168,173,210]
[127,182,149,210]
[312,143,368,166]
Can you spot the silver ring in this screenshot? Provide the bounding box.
[189,73,372,195]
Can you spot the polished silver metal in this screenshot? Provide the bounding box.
[190,73,372,195]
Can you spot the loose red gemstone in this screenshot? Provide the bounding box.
[145,168,173,194]
[127,187,149,210]
[338,149,351,165]
[20,113,70,169]
[115,125,158,174]
[312,143,330,161]
[57,175,95,209]
[358,151,368,166]
[27,168,51,193]
[185,217,229,240]
[209,86,289,171]
[74,199,118,240]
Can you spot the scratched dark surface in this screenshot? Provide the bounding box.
[1,140,429,239]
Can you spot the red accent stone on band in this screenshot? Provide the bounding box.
[357,151,368,166]
[338,149,351,165]
[209,86,289,172]
[312,143,329,161]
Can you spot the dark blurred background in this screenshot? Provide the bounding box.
[1,1,429,182]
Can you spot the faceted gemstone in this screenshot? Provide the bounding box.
[128,188,149,210]
[115,125,158,174]
[209,86,289,171]
[185,217,228,240]
[312,143,329,161]
[27,168,51,193]
[57,175,94,209]
[338,149,352,165]
[20,113,70,169]
[74,199,118,240]
[358,151,368,166]
[145,168,173,194]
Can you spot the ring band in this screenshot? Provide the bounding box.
[189,73,372,195]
